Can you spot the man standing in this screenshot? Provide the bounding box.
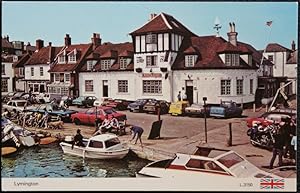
[177,91,181,101]
[129,125,144,147]
[269,127,285,169]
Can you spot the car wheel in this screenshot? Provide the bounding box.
[74,118,81,125]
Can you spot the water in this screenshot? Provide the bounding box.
[1,143,151,177]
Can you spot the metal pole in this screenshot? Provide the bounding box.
[204,100,207,143]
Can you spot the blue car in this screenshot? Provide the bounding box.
[127,98,156,112]
[72,96,97,107]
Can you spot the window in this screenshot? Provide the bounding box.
[225,54,240,66]
[143,80,162,94]
[65,74,70,82]
[221,80,231,95]
[59,73,64,82]
[1,64,5,75]
[58,55,65,63]
[185,55,196,67]
[104,138,120,148]
[40,67,44,76]
[250,79,253,94]
[85,80,94,92]
[217,152,244,168]
[146,34,157,44]
[120,58,127,69]
[31,67,34,76]
[87,60,94,71]
[185,159,226,172]
[61,87,69,95]
[146,56,157,67]
[101,60,111,70]
[19,68,24,76]
[118,80,128,93]
[55,73,60,82]
[69,54,76,62]
[1,79,8,92]
[236,79,243,95]
[268,55,273,62]
[89,140,103,148]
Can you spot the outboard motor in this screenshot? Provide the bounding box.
[64,136,74,144]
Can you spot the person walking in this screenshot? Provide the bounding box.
[269,126,285,169]
[129,125,144,147]
[290,134,297,163]
[177,91,182,101]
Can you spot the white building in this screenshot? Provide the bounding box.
[1,56,15,94]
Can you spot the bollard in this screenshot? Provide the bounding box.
[253,103,256,112]
[157,105,161,121]
[227,123,232,146]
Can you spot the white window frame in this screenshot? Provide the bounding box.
[236,79,243,95]
[225,54,240,66]
[19,68,24,76]
[143,80,162,94]
[87,60,94,71]
[31,67,34,76]
[120,58,127,69]
[58,55,65,63]
[146,34,157,44]
[65,73,70,83]
[61,87,69,96]
[1,79,8,92]
[221,80,231,95]
[101,60,111,70]
[146,55,157,67]
[1,64,5,75]
[68,54,76,63]
[40,67,44,76]
[85,80,94,92]
[185,55,196,67]
[118,80,128,93]
[55,73,60,82]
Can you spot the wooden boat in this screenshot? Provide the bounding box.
[59,133,129,159]
[136,146,280,178]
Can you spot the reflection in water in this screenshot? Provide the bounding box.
[1,143,150,178]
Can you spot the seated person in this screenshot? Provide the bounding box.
[73,129,85,148]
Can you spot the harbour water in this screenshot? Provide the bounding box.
[1,143,150,178]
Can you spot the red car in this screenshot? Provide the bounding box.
[71,107,127,126]
[246,111,295,128]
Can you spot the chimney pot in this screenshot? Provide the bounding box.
[65,34,71,46]
[227,22,238,46]
[91,33,101,47]
[291,40,296,51]
[49,42,52,46]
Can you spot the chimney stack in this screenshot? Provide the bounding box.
[227,22,238,46]
[149,13,157,21]
[65,34,71,46]
[291,40,296,51]
[91,33,101,47]
[36,39,44,50]
[5,35,9,42]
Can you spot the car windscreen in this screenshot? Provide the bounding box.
[16,102,27,107]
[104,108,117,114]
[104,137,120,148]
[217,152,245,168]
[76,96,85,100]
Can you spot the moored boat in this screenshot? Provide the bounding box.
[136,146,280,178]
[59,133,129,159]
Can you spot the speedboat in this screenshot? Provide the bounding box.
[59,133,129,159]
[136,146,280,178]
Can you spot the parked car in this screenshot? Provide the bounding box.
[246,111,296,128]
[61,96,74,106]
[27,103,78,122]
[105,99,131,111]
[72,96,97,107]
[185,103,210,117]
[11,92,28,100]
[168,101,190,116]
[143,100,170,114]
[209,101,243,118]
[127,98,156,112]
[2,92,16,103]
[71,106,127,126]
[100,97,114,106]
[2,99,35,113]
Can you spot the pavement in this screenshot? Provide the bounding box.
[22,102,296,178]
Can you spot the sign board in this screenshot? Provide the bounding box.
[142,73,162,78]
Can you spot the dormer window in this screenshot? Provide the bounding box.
[87,60,96,71]
[225,54,239,66]
[185,55,197,67]
[146,34,157,44]
[101,60,111,70]
[58,55,65,63]
[120,58,127,69]
[69,54,76,63]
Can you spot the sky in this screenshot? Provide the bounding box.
[2,1,298,50]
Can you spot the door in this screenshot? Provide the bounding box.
[40,85,45,93]
[185,80,193,105]
[103,80,108,97]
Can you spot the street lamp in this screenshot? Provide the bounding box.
[203,97,208,143]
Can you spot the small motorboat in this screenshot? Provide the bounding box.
[59,133,129,159]
[136,146,280,178]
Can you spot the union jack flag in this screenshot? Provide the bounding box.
[260,178,285,189]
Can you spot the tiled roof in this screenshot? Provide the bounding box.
[49,44,92,72]
[130,12,196,36]
[172,35,264,70]
[265,43,292,52]
[2,38,13,48]
[79,42,134,72]
[183,46,198,54]
[287,50,297,64]
[13,53,31,68]
[1,55,13,63]
[25,46,63,65]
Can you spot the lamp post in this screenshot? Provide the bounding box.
[203,97,208,143]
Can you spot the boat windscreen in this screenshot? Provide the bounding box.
[217,152,245,168]
[105,137,120,148]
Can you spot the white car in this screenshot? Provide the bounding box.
[2,100,35,113]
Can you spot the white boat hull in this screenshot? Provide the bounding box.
[60,142,129,159]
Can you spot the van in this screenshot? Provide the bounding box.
[168,101,190,116]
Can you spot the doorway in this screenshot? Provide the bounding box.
[185,80,193,104]
[103,80,108,97]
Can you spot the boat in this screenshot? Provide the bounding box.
[59,133,129,159]
[136,146,280,178]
